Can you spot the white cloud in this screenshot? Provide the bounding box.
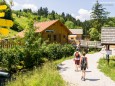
[11,2,38,11]
[75,9,91,21]
[13,1,19,7]
[22,4,37,11]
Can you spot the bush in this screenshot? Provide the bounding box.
[44,43,75,60]
[45,43,63,60]
[0,46,24,72]
[62,44,75,57]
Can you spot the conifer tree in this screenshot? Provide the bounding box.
[91,0,109,32]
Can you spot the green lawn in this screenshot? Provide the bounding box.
[98,56,115,81]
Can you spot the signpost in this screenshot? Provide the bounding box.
[0,28,9,35]
[0,4,13,35]
[0,19,13,27]
[0,5,7,10]
[101,27,115,65]
[0,12,5,17]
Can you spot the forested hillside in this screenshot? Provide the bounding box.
[1,6,115,40]
[12,7,115,38]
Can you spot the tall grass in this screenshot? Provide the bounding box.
[7,61,67,86]
[98,56,115,81]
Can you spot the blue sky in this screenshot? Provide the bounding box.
[6,0,115,21]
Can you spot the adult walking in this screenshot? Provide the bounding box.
[80,52,88,81]
[73,51,81,71]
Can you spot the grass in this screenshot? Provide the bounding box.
[13,14,30,29]
[88,48,101,54]
[88,51,96,54]
[98,56,115,81]
[7,56,73,86]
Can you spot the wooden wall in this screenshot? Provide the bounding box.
[41,21,70,44]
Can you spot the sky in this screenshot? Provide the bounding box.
[6,0,115,21]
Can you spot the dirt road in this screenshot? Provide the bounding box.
[58,52,115,86]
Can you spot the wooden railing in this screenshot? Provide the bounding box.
[80,40,102,48]
[0,39,23,48]
[68,39,102,48]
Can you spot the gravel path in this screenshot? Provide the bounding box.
[58,52,115,86]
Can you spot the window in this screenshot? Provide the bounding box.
[48,34,51,41]
[63,35,66,38]
[54,35,56,41]
[71,38,74,39]
[45,30,54,33]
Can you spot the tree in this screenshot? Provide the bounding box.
[50,10,56,20]
[65,21,74,28]
[23,19,45,68]
[104,17,115,27]
[43,7,48,17]
[82,20,92,36]
[76,19,82,27]
[91,0,109,33]
[89,28,100,41]
[23,9,32,13]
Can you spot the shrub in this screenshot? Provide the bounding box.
[0,46,24,72]
[62,44,75,57]
[45,43,63,60]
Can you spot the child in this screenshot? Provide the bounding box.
[80,52,88,81]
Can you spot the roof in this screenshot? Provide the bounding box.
[101,27,115,45]
[17,20,59,38]
[16,30,25,38]
[17,20,71,38]
[34,20,59,32]
[69,29,83,34]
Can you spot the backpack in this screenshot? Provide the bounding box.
[81,57,87,67]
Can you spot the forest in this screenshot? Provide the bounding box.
[0,0,115,41]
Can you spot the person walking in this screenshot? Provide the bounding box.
[73,51,81,71]
[80,52,88,81]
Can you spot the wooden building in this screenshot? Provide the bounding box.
[68,29,83,45]
[17,20,71,44]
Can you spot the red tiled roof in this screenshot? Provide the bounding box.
[17,20,59,38]
[34,20,59,32]
[17,20,71,38]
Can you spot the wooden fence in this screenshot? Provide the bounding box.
[0,38,23,48]
[80,40,102,48]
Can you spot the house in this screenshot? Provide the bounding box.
[17,20,72,44]
[68,29,83,45]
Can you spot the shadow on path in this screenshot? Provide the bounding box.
[85,78,100,81]
[57,64,69,71]
[86,71,92,72]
